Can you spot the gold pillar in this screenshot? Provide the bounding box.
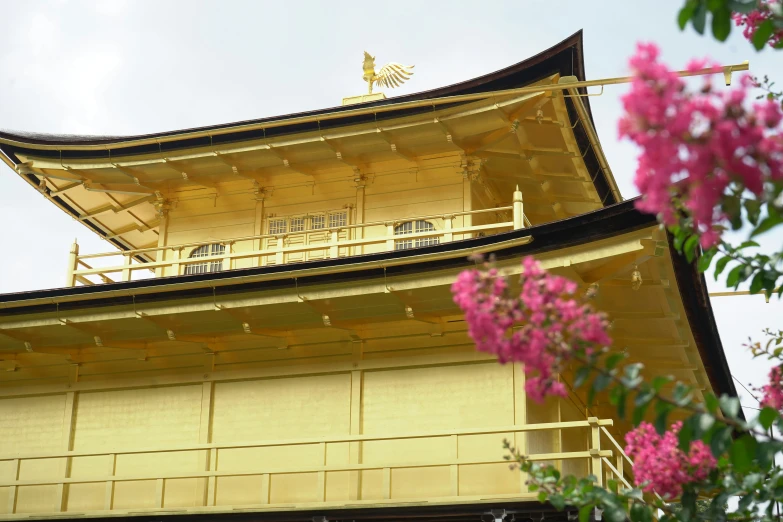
[253,183,266,267]
[355,173,366,255]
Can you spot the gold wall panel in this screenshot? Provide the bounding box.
[72,385,203,450]
[0,394,66,453]
[269,472,320,504]
[458,463,521,497]
[390,466,451,499]
[362,362,514,433]
[212,374,351,442]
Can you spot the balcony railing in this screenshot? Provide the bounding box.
[0,417,632,516]
[65,189,529,287]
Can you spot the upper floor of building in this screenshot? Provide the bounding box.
[0,31,621,288]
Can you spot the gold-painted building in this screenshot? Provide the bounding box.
[0,32,738,522]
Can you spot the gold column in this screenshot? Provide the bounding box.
[253,183,266,267]
[355,173,366,255]
[153,193,170,278]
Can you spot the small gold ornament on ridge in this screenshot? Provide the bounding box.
[362,52,414,94]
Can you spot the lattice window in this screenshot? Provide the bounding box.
[290,216,305,233]
[328,211,347,228]
[269,218,287,235]
[184,243,225,275]
[310,215,325,230]
[394,220,439,251]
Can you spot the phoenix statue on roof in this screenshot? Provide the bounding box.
[362,52,414,95]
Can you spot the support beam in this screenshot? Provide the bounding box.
[163,159,218,190]
[375,130,418,162]
[266,146,318,178]
[77,195,156,220]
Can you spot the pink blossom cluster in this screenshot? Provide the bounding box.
[619,43,783,247]
[451,256,611,402]
[625,421,717,499]
[760,365,783,410]
[733,1,783,48]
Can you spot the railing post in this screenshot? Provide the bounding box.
[121,254,132,282]
[225,242,234,270]
[513,185,524,230]
[588,417,603,487]
[385,222,395,251]
[171,248,182,276]
[443,216,454,242]
[329,230,339,258]
[65,239,79,287]
[275,236,285,265]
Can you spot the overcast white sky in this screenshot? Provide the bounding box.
[0,0,780,417]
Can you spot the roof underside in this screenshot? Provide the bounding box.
[0,31,620,254]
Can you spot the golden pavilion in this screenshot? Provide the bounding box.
[0,32,740,522]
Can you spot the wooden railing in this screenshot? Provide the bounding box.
[65,191,529,287]
[0,418,629,516]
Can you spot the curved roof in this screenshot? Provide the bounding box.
[0,31,590,148]
[0,31,620,257]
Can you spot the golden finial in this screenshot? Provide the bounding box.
[362,52,414,95]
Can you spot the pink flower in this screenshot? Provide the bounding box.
[452,256,611,402]
[760,365,783,410]
[625,422,717,498]
[619,43,783,247]
[733,1,783,48]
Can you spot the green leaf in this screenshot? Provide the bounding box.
[736,239,761,250]
[744,198,762,226]
[719,395,741,419]
[737,494,754,512]
[678,416,695,451]
[549,493,565,511]
[729,434,758,473]
[723,194,743,229]
[632,401,651,426]
[697,247,718,272]
[683,234,700,263]
[651,375,672,392]
[654,401,674,434]
[605,353,625,371]
[713,255,731,280]
[704,392,720,414]
[710,425,733,457]
[750,272,765,295]
[593,372,611,393]
[678,1,697,29]
[699,412,716,433]
[579,505,593,522]
[726,264,744,288]
[630,503,652,522]
[759,407,779,430]
[680,489,697,520]
[604,506,627,522]
[692,2,707,33]
[574,366,591,388]
[611,386,627,419]
[751,213,783,238]
[673,382,693,406]
[728,0,759,14]
[752,19,776,50]
[711,6,732,41]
